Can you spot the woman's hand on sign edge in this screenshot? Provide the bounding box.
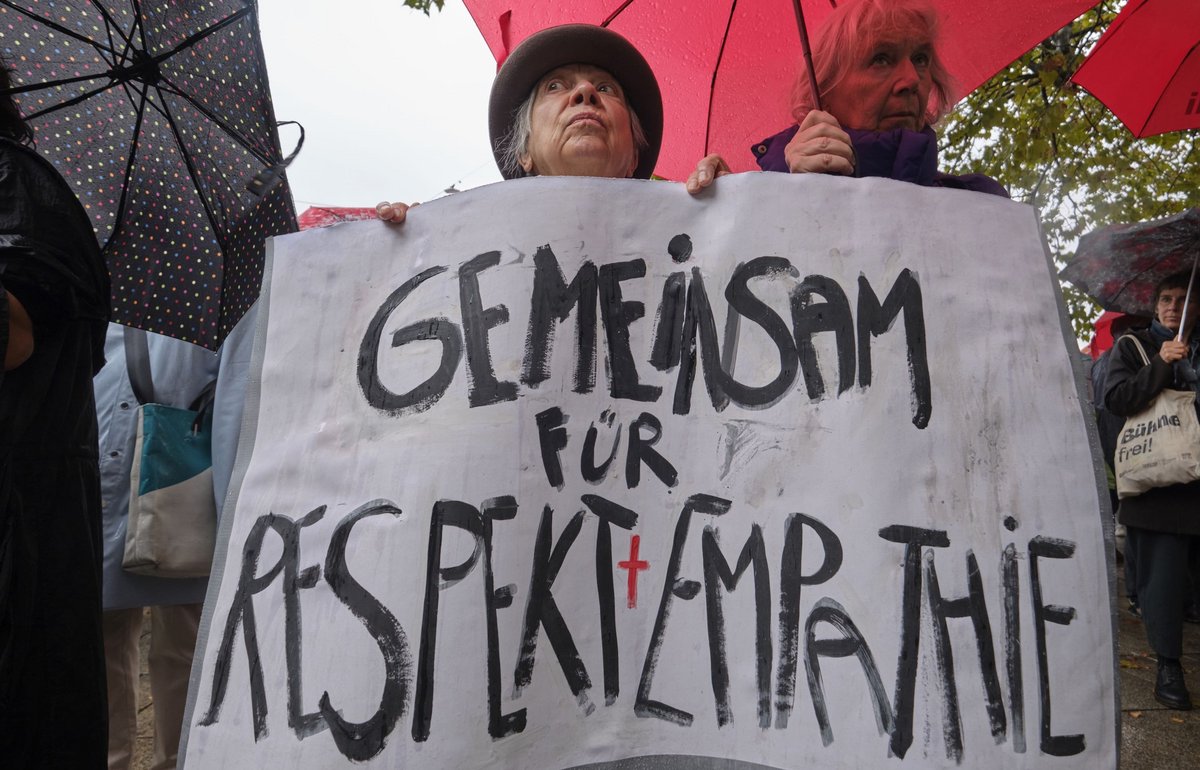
[785,111,855,176]
[686,154,732,195]
[376,200,419,225]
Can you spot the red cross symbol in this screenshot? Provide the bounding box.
[618,535,650,609]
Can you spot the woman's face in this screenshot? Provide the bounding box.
[1155,286,1198,334]
[823,21,935,132]
[520,64,638,179]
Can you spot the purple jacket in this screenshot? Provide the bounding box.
[751,124,1008,198]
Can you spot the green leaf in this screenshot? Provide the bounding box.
[401,0,445,15]
[940,0,1200,342]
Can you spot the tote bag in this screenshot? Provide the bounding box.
[1114,335,1200,499]
[120,327,218,577]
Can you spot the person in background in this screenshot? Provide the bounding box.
[94,325,219,770]
[0,60,111,766]
[686,0,1005,197]
[1104,271,1200,711]
[1090,313,1150,617]
[377,23,663,224]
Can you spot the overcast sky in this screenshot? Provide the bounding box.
[257,0,502,210]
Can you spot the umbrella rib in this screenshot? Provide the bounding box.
[4,71,116,98]
[154,84,236,257]
[153,6,253,66]
[1135,41,1200,137]
[128,0,147,52]
[106,82,152,251]
[154,75,276,166]
[703,0,740,157]
[600,0,637,27]
[85,0,138,53]
[100,4,136,70]
[0,1,123,57]
[22,79,120,120]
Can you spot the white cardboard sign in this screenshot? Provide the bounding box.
[183,175,1117,769]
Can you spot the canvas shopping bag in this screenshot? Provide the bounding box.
[121,327,218,577]
[1114,335,1200,499]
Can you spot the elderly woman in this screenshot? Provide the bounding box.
[378,24,663,223]
[1104,271,1200,712]
[687,0,1004,196]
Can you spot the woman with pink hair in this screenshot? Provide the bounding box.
[687,0,1005,196]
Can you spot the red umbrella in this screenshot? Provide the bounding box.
[463,0,1098,180]
[1070,0,1200,138]
[1088,310,1151,359]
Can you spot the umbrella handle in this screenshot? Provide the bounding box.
[1178,255,1199,342]
[792,0,822,112]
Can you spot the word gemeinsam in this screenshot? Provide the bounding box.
[358,239,932,428]
[198,497,1083,763]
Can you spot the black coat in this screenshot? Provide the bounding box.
[1103,328,1200,536]
[0,137,110,767]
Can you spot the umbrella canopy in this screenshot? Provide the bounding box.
[1070,0,1200,138]
[0,0,297,349]
[1060,207,1200,317]
[463,0,1098,180]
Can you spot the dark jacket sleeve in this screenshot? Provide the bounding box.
[1103,333,1174,417]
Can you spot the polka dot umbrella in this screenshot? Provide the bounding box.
[0,0,297,349]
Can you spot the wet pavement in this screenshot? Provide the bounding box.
[1115,568,1200,769]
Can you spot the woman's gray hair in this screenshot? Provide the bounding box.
[498,84,650,178]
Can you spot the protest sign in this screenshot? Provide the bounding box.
[182,175,1117,768]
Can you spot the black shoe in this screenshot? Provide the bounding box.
[1185,605,1200,625]
[1155,660,1193,711]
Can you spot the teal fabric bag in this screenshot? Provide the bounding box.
[121,328,218,578]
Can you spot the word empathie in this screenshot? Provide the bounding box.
[198,497,1083,763]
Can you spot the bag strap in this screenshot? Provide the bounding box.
[188,379,218,435]
[1119,334,1152,368]
[123,326,155,405]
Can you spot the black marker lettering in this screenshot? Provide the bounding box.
[581,494,639,705]
[1002,543,1026,753]
[858,270,931,428]
[459,251,518,407]
[359,266,462,417]
[803,597,893,746]
[791,274,855,399]
[701,523,772,728]
[636,494,732,725]
[412,499,525,742]
[319,501,411,761]
[625,412,678,489]
[878,524,950,758]
[199,507,325,740]
[599,259,661,401]
[535,407,569,489]
[1029,536,1084,757]
[775,513,843,728]
[513,506,594,713]
[522,245,598,393]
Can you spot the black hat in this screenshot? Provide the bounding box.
[487,24,663,180]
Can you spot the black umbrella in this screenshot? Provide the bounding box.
[1060,208,1200,328]
[0,0,297,349]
